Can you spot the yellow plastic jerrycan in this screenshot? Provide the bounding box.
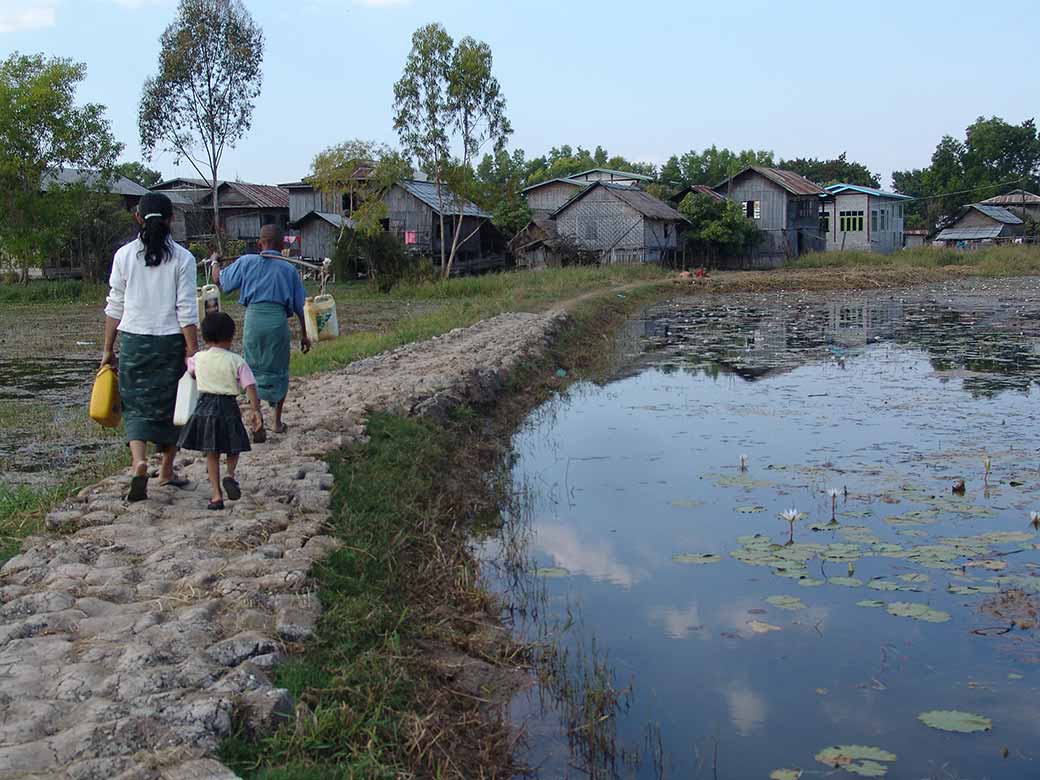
[197,284,221,322]
[304,294,339,342]
[89,365,121,428]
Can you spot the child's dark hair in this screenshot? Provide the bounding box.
[201,312,236,344]
[137,192,174,267]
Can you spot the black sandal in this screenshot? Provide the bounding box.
[159,477,190,489]
[127,475,149,503]
[222,477,241,501]
[207,500,225,511]
[252,427,267,444]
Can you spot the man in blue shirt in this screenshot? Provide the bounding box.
[214,225,310,437]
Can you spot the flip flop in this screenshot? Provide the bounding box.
[222,477,241,501]
[127,475,148,503]
[252,427,267,444]
[274,423,288,434]
[159,477,190,489]
[207,500,225,511]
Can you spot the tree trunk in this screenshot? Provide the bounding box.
[211,171,222,253]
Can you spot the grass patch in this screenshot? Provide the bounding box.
[787,244,1040,275]
[291,266,669,376]
[220,413,513,779]
[0,280,109,305]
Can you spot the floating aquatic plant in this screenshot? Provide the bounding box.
[983,455,992,484]
[827,487,841,523]
[917,710,992,733]
[779,508,804,542]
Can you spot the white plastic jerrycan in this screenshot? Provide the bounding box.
[197,284,221,323]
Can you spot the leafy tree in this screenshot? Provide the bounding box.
[139,0,264,251]
[394,23,511,277]
[524,144,655,185]
[779,153,879,188]
[0,53,121,281]
[474,148,531,236]
[893,117,1040,227]
[309,139,412,239]
[114,161,162,188]
[659,146,774,188]
[679,193,762,266]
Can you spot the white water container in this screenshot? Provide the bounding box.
[197,284,221,322]
[173,372,199,426]
[310,294,339,341]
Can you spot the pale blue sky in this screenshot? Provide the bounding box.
[2,0,1037,188]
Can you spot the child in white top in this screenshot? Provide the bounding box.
[177,312,262,510]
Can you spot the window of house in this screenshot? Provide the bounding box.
[798,199,816,218]
[819,210,830,234]
[743,200,761,220]
[664,224,670,239]
[871,210,878,232]
[582,219,598,240]
[839,210,865,232]
[880,209,888,231]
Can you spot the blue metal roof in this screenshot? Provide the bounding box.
[519,178,586,194]
[825,183,913,200]
[969,204,1023,225]
[935,225,1006,241]
[397,180,490,218]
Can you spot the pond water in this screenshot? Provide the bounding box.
[0,357,117,486]
[485,279,1040,779]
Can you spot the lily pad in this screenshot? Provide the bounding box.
[767,595,806,611]
[899,573,930,583]
[917,709,992,733]
[535,567,570,578]
[769,771,802,780]
[828,576,863,587]
[673,553,721,564]
[947,584,999,596]
[735,504,766,514]
[886,601,951,623]
[846,760,890,777]
[856,599,887,608]
[748,619,782,634]
[815,745,897,769]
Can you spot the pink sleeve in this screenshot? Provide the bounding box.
[187,356,196,376]
[238,361,256,389]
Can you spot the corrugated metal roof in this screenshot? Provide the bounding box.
[671,184,726,203]
[969,204,1023,224]
[718,166,827,196]
[826,183,912,200]
[935,225,1006,241]
[163,189,208,207]
[153,178,289,209]
[294,211,352,229]
[551,181,685,222]
[43,168,150,197]
[980,189,1040,206]
[519,178,587,194]
[569,167,655,182]
[225,181,289,209]
[397,180,490,218]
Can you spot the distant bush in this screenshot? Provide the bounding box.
[0,279,106,304]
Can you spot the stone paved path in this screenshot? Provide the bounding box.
[0,311,566,780]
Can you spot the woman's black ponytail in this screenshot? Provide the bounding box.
[137,192,174,267]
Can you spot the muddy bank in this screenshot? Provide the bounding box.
[0,310,568,779]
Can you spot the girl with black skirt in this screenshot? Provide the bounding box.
[178,312,262,510]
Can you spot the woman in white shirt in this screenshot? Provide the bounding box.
[101,192,199,502]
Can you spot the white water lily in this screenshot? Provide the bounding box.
[780,508,802,523]
[827,488,841,498]
[983,455,992,476]
[740,454,749,471]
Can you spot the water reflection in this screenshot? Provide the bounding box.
[488,279,1040,780]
